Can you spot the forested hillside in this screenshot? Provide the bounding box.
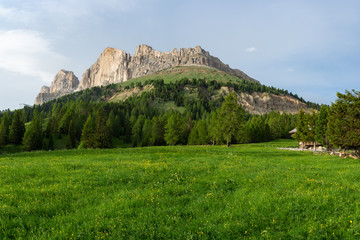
[0,76,303,152]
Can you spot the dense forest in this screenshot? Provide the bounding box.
[294,90,360,156]
[0,78,300,152]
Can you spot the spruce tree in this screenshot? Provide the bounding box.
[142,119,152,147]
[48,133,54,150]
[23,110,43,151]
[315,105,329,147]
[9,110,25,145]
[94,108,111,148]
[0,114,10,145]
[294,108,306,143]
[217,93,245,147]
[66,120,76,149]
[81,115,96,148]
[164,112,183,145]
[327,90,360,155]
[131,115,145,147]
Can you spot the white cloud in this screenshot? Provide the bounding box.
[0,5,33,24]
[0,29,68,83]
[245,47,257,53]
[287,68,295,72]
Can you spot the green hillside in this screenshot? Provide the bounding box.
[122,66,245,86]
[2,140,360,239]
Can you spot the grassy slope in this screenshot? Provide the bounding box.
[1,140,360,239]
[119,66,244,86]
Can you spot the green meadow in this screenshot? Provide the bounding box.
[1,139,360,239]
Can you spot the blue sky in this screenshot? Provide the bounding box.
[0,0,359,110]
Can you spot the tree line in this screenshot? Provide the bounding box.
[0,91,297,152]
[295,90,360,156]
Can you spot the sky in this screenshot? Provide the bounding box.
[0,0,359,110]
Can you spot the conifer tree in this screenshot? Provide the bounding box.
[142,119,152,147]
[327,90,360,155]
[209,111,221,145]
[0,114,10,145]
[9,110,25,145]
[315,105,329,147]
[217,92,245,147]
[81,115,96,148]
[164,112,183,145]
[131,115,145,147]
[66,120,76,149]
[294,108,306,142]
[94,108,111,148]
[23,110,43,151]
[150,115,166,146]
[48,133,54,150]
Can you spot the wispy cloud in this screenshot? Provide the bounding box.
[0,29,68,83]
[287,68,295,72]
[245,47,257,53]
[0,5,32,24]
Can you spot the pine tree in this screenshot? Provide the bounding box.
[150,115,166,146]
[188,121,200,145]
[315,105,329,147]
[327,90,360,155]
[217,93,245,147]
[294,108,306,143]
[58,108,73,135]
[0,113,10,145]
[94,108,111,148]
[48,133,54,150]
[23,110,43,151]
[66,120,76,149]
[164,112,183,145]
[9,110,25,145]
[142,119,152,147]
[131,115,145,147]
[81,115,96,148]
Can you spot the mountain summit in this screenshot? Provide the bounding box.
[35,45,257,104]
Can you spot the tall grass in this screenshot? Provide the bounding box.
[1,139,360,239]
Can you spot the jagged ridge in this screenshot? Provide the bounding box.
[35,44,257,105]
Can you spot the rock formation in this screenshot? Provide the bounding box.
[35,44,258,104]
[34,70,79,105]
[77,44,257,90]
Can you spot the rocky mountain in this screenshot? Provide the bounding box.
[35,44,257,104]
[78,44,258,90]
[34,70,79,105]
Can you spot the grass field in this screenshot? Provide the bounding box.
[121,66,244,86]
[1,139,360,239]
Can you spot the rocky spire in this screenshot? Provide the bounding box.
[34,70,79,105]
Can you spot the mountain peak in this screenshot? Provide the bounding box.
[35,44,258,104]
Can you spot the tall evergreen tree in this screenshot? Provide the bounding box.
[315,105,329,147]
[142,119,152,147]
[94,108,111,148]
[164,112,183,145]
[23,110,43,151]
[9,110,25,145]
[217,93,245,147]
[66,120,76,149]
[81,115,96,148]
[131,115,145,147]
[150,115,166,146]
[294,108,306,142]
[327,90,360,155]
[0,113,10,145]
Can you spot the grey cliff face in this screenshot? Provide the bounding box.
[35,44,258,105]
[77,44,258,90]
[34,70,79,105]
